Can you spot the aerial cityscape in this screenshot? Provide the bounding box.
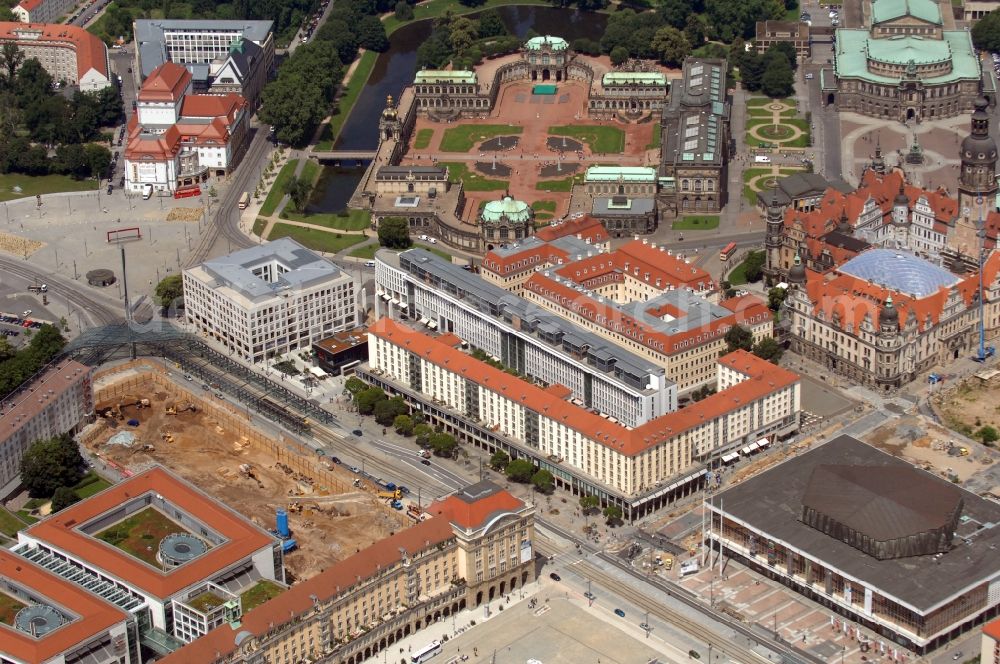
[4,0,1000,662]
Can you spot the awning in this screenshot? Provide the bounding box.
[419,317,429,325]
[741,445,752,454]
[757,437,770,448]
[748,441,760,451]
[721,452,739,463]
[390,298,400,305]
[427,321,438,329]
[309,366,327,377]
[381,294,391,301]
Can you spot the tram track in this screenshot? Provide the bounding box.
[0,255,123,326]
[569,557,771,664]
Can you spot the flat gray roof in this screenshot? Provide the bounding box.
[713,435,1000,612]
[592,197,656,215]
[389,248,666,386]
[134,19,274,44]
[488,234,595,259]
[200,238,345,300]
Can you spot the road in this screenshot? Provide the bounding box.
[0,255,123,327]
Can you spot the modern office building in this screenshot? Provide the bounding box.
[312,327,369,376]
[827,0,985,121]
[658,58,731,215]
[0,359,93,498]
[12,0,76,24]
[184,238,357,364]
[13,466,284,655]
[0,549,136,664]
[784,248,1000,390]
[362,318,800,519]
[0,22,111,91]
[124,61,249,194]
[707,435,1000,653]
[133,19,274,109]
[376,248,677,428]
[157,482,534,664]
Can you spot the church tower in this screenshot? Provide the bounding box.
[764,191,784,284]
[958,96,998,224]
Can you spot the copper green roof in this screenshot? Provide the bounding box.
[481,196,532,222]
[585,166,657,183]
[602,72,667,86]
[414,70,477,85]
[833,30,980,84]
[871,0,941,25]
[525,36,568,51]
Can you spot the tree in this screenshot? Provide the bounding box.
[603,504,623,524]
[83,143,111,180]
[0,42,23,87]
[20,434,84,498]
[580,494,600,513]
[571,38,601,56]
[683,15,707,49]
[449,16,479,53]
[767,287,787,311]
[357,15,389,51]
[742,250,766,282]
[978,425,999,444]
[760,54,795,98]
[345,376,367,397]
[651,26,691,68]
[972,9,1000,52]
[724,325,754,352]
[658,0,694,28]
[531,469,554,493]
[393,414,414,436]
[414,423,433,447]
[767,42,797,71]
[740,53,765,92]
[50,486,80,512]
[283,174,312,212]
[490,450,510,470]
[154,274,184,308]
[378,216,412,249]
[429,432,458,457]
[505,459,534,482]
[477,9,506,38]
[752,337,783,362]
[719,279,737,299]
[356,386,387,415]
[609,46,630,66]
[393,0,414,20]
[374,396,408,426]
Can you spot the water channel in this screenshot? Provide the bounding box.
[306,5,608,214]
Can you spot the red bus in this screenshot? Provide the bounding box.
[720,242,737,261]
[173,185,201,199]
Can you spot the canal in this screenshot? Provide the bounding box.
[306,5,608,214]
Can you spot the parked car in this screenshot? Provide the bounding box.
[549,573,561,581]
[613,608,625,617]
[352,429,363,437]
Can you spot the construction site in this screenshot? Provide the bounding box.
[81,361,409,580]
[864,416,995,483]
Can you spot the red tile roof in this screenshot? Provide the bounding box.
[138,61,191,103]
[0,550,127,664]
[0,22,109,82]
[612,240,713,290]
[158,517,455,664]
[426,486,525,531]
[983,616,1000,642]
[25,466,275,600]
[180,92,245,120]
[534,215,609,245]
[125,93,244,161]
[371,319,798,457]
[16,0,43,11]
[523,272,771,356]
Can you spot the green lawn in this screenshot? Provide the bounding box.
[742,167,804,203]
[746,96,797,108]
[322,50,379,150]
[0,173,98,202]
[0,507,28,538]
[267,224,367,253]
[260,160,298,216]
[535,175,582,192]
[96,507,188,566]
[252,217,268,237]
[536,212,554,221]
[414,128,434,150]
[646,123,661,150]
[314,124,334,152]
[439,124,522,152]
[415,243,452,261]
[16,511,38,525]
[671,215,720,230]
[187,591,227,613]
[300,159,321,186]
[348,242,380,259]
[531,200,557,212]
[74,471,111,499]
[745,118,811,148]
[0,593,27,627]
[439,162,508,191]
[548,125,624,153]
[241,580,284,612]
[280,208,371,231]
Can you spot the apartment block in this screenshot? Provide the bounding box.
[0,359,92,498]
[0,22,111,91]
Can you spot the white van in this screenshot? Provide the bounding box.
[680,560,700,576]
[142,184,153,200]
[754,155,771,163]
[364,260,376,268]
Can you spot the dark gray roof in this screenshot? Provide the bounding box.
[822,230,870,253]
[375,166,447,180]
[713,435,1000,611]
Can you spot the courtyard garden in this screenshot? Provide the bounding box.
[266,224,367,254]
[439,124,522,152]
[96,507,194,566]
[671,215,719,230]
[240,580,284,612]
[0,593,26,626]
[439,161,509,191]
[742,167,806,203]
[413,128,434,150]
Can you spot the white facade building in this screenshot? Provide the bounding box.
[12,0,76,24]
[0,359,93,497]
[375,248,677,428]
[184,238,357,363]
[0,22,111,91]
